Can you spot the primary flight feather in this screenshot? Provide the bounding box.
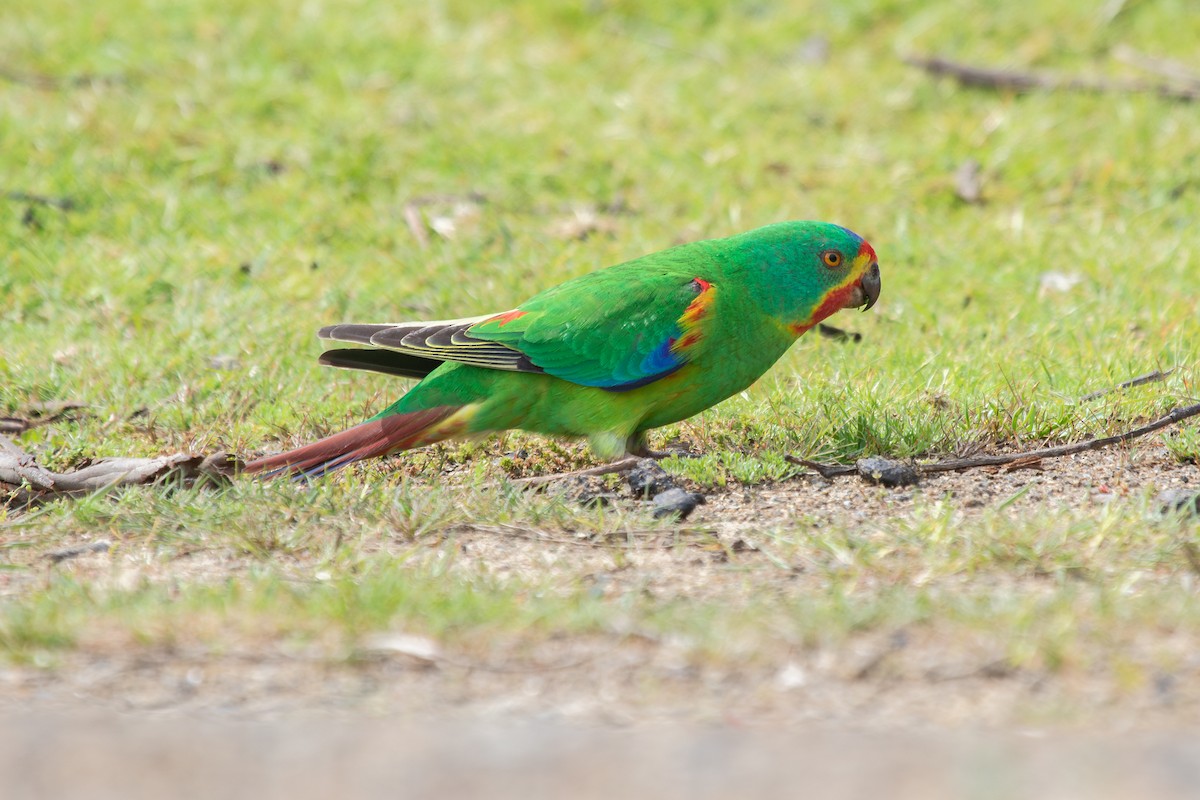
[245,220,881,478]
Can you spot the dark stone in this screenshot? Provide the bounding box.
[856,457,920,487]
[652,488,705,520]
[560,476,615,508]
[625,458,677,498]
[1157,489,1200,516]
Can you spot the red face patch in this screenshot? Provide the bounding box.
[857,240,877,263]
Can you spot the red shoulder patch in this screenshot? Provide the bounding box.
[487,309,528,327]
[680,278,715,326]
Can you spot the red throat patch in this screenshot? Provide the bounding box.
[788,282,858,336]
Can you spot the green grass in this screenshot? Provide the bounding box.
[2,0,1200,721]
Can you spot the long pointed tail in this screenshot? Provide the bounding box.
[243,405,462,479]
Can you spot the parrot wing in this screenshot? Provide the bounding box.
[319,265,717,392]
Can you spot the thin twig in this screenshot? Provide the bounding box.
[791,402,1200,479]
[46,540,111,564]
[1079,369,1173,402]
[784,456,855,478]
[4,190,77,211]
[0,401,89,434]
[1112,45,1200,88]
[905,54,1200,103]
[510,455,644,487]
[920,403,1200,474]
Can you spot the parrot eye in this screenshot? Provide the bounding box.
[821,250,844,268]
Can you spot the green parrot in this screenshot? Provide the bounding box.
[244,220,881,478]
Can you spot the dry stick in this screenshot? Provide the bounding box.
[46,540,111,564]
[511,455,644,488]
[904,55,1200,103]
[792,402,1200,479]
[1,434,240,507]
[784,456,855,478]
[1079,369,1173,402]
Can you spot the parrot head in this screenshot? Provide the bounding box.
[733,220,881,333]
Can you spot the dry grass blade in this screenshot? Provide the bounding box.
[402,203,429,249]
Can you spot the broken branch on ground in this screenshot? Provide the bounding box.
[790,401,1200,480]
[1,435,240,508]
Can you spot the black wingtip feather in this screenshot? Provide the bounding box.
[319,348,442,379]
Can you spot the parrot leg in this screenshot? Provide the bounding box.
[589,430,675,460]
[626,432,673,460]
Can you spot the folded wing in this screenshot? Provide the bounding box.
[319,262,716,392]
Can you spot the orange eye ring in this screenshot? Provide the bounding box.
[822,250,843,268]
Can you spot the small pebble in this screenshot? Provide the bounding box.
[625,459,677,498]
[856,456,920,487]
[652,488,705,520]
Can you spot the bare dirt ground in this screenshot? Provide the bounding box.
[3,443,1199,797]
[4,713,1200,800]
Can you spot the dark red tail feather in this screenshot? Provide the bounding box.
[243,406,459,479]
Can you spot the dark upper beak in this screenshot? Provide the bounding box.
[860,262,880,311]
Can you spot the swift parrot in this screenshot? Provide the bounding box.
[245,220,881,478]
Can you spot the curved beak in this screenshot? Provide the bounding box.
[842,262,881,311]
[860,262,880,311]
